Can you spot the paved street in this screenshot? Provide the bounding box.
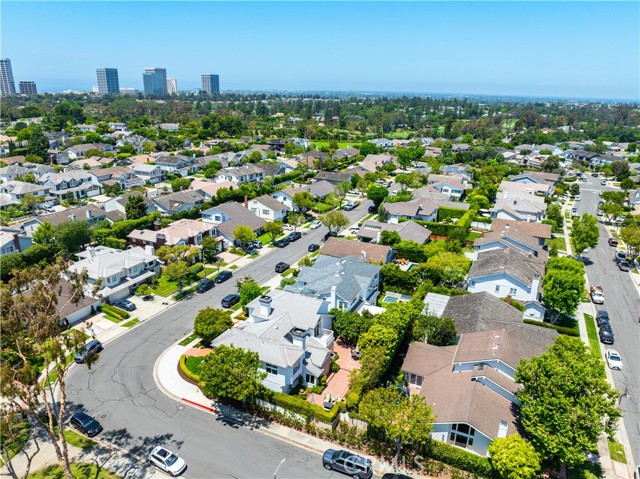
[66,202,373,479]
[574,175,640,468]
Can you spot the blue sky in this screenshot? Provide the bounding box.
[2,1,639,100]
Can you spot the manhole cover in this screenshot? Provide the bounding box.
[99,413,109,420]
[69,389,79,395]
[303,455,312,462]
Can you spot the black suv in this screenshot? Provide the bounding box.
[596,310,610,327]
[74,340,103,364]
[599,324,614,344]
[275,237,290,248]
[214,271,233,284]
[221,293,240,309]
[618,260,633,272]
[275,262,290,273]
[308,243,320,252]
[196,278,215,293]
[288,231,302,242]
[70,411,103,437]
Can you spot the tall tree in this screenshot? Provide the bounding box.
[570,213,600,255]
[287,212,305,232]
[611,160,630,180]
[359,387,433,464]
[488,434,541,479]
[292,191,315,212]
[619,177,636,192]
[199,345,266,401]
[263,221,284,243]
[411,314,457,345]
[125,195,147,220]
[232,225,257,245]
[239,280,262,307]
[542,257,585,324]
[193,307,232,344]
[26,129,49,159]
[32,222,55,245]
[515,335,620,467]
[366,184,389,207]
[163,261,189,292]
[334,180,351,208]
[201,235,219,262]
[170,177,191,192]
[396,144,425,169]
[55,221,91,253]
[0,260,94,479]
[319,210,350,234]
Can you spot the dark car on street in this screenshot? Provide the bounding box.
[221,293,240,309]
[70,411,103,437]
[275,237,290,248]
[74,340,103,364]
[608,238,619,247]
[288,231,302,242]
[382,474,413,479]
[118,299,137,312]
[275,262,290,273]
[214,271,233,284]
[368,204,377,213]
[196,278,215,293]
[618,260,633,272]
[596,309,610,327]
[308,243,320,252]
[599,324,614,344]
[322,449,373,479]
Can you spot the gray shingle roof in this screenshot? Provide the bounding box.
[468,248,545,285]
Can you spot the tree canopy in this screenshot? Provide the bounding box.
[570,213,599,255]
[542,256,585,324]
[488,434,541,479]
[233,225,257,245]
[199,345,266,401]
[193,307,233,344]
[319,210,350,233]
[125,195,147,220]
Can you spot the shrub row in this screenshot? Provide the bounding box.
[261,389,343,424]
[426,440,493,478]
[179,354,201,383]
[523,319,580,337]
[436,206,468,222]
[101,304,130,320]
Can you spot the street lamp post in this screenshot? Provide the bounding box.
[273,458,286,479]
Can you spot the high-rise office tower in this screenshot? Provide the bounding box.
[0,58,16,96]
[142,67,167,96]
[167,78,177,95]
[96,68,120,94]
[19,81,37,95]
[201,74,220,96]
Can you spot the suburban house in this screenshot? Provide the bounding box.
[439,164,472,179]
[103,191,154,218]
[357,219,431,244]
[39,171,103,200]
[248,194,290,221]
[190,179,237,200]
[426,174,470,201]
[490,191,546,222]
[471,229,548,262]
[489,219,552,248]
[89,167,145,189]
[0,228,33,256]
[320,237,395,264]
[369,138,394,149]
[467,247,545,303]
[308,180,336,200]
[129,164,165,184]
[401,326,556,456]
[128,219,217,249]
[39,204,108,226]
[211,291,334,392]
[451,143,472,153]
[151,190,206,215]
[270,186,309,211]
[67,156,104,170]
[201,201,266,246]
[68,245,160,302]
[314,171,352,185]
[215,164,265,185]
[333,147,359,159]
[60,143,113,163]
[498,180,551,197]
[383,187,470,224]
[360,154,395,173]
[287,255,381,311]
[0,163,55,182]
[154,155,199,176]
[0,181,51,203]
[629,188,640,207]
[508,172,559,185]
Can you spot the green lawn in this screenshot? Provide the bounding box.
[28,463,118,479]
[43,353,76,386]
[121,318,140,328]
[0,417,30,467]
[545,237,566,252]
[179,332,200,346]
[257,233,272,245]
[153,276,180,297]
[608,438,627,463]
[185,356,205,376]
[583,313,602,360]
[280,268,293,277]
[103,314,121,324]
[229,265,238,270]
[63,429,96,449]
[309,141,355,150]
[554,314,580,335]
[259,286,271,294]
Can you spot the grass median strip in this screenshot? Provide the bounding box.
[583,313,602,360]
[121,318,140,328]
[179,332,199,346]
[607,438,627,463]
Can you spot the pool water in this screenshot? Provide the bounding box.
[384,297,398,303]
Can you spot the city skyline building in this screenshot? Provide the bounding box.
[167,77,177,95]
[201,74,220,96]
[0,58,16,95]
[142,67,167,96]
[19,81,37,95]
[96,67,120,94]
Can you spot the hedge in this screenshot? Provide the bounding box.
[179,354,201,383]
[523,319,580,337]
[427,440,493,478]
[261,389,342,424]
[101,304,130,320]
[437,206,467,222]
[99,236,127,250]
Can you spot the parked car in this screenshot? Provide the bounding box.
[343,202,357,211]
[251,240,263,249]
[221,293,240,309]
[368,204,377,213]
[118,299,137,312]
[148,446,187,477]
[605,349,623,370]
[590,286,605,304]
[574,195,581,201]
[382,475,413,479]
[308,243,320,252]
[615,251,627,263]
[310,220,321,229]
[618,260,633,272]
[322,449,373,479]
[601,179,607,186]
[275,262,290,273]
[324,231,338,241]
[592,172,599,177]
[596,309,610,327]
[608,237,619,247]
[74,340,103,364]
[571,207,578,217]
[599,323,614,344]
[196,278,215,293]
[598,200,604,207]
[597,209,603,216]
[288,231,302,242]
[283,223,294,231]
[70,411,103,437]
[275,237,290,248]
[214,271,233,284]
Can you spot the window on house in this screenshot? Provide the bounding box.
[408,373,423,387]
[495,285,500,293]
[509,288,517,295]
[449,424,476,449]
[262,209,269,216]
[293,361,300,375]
[265,363,278,375]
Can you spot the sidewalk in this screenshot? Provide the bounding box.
[154,338,433,479]
[562,203,635,479]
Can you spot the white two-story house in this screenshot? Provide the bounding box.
[39,171,103,200]
[248,194,290,221]
[212,291,334,392]
[215,164,265,185]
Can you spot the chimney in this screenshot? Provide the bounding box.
[145,244,155,256]
[12,234,20,252]
[155,233,166,247]
[259,295,273,317]
[376,230,381,244]
[88,247,96,261]
[505,294,512,305]
[330,286,337,309]
[153,219,162,231]
[244,195,248,209]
